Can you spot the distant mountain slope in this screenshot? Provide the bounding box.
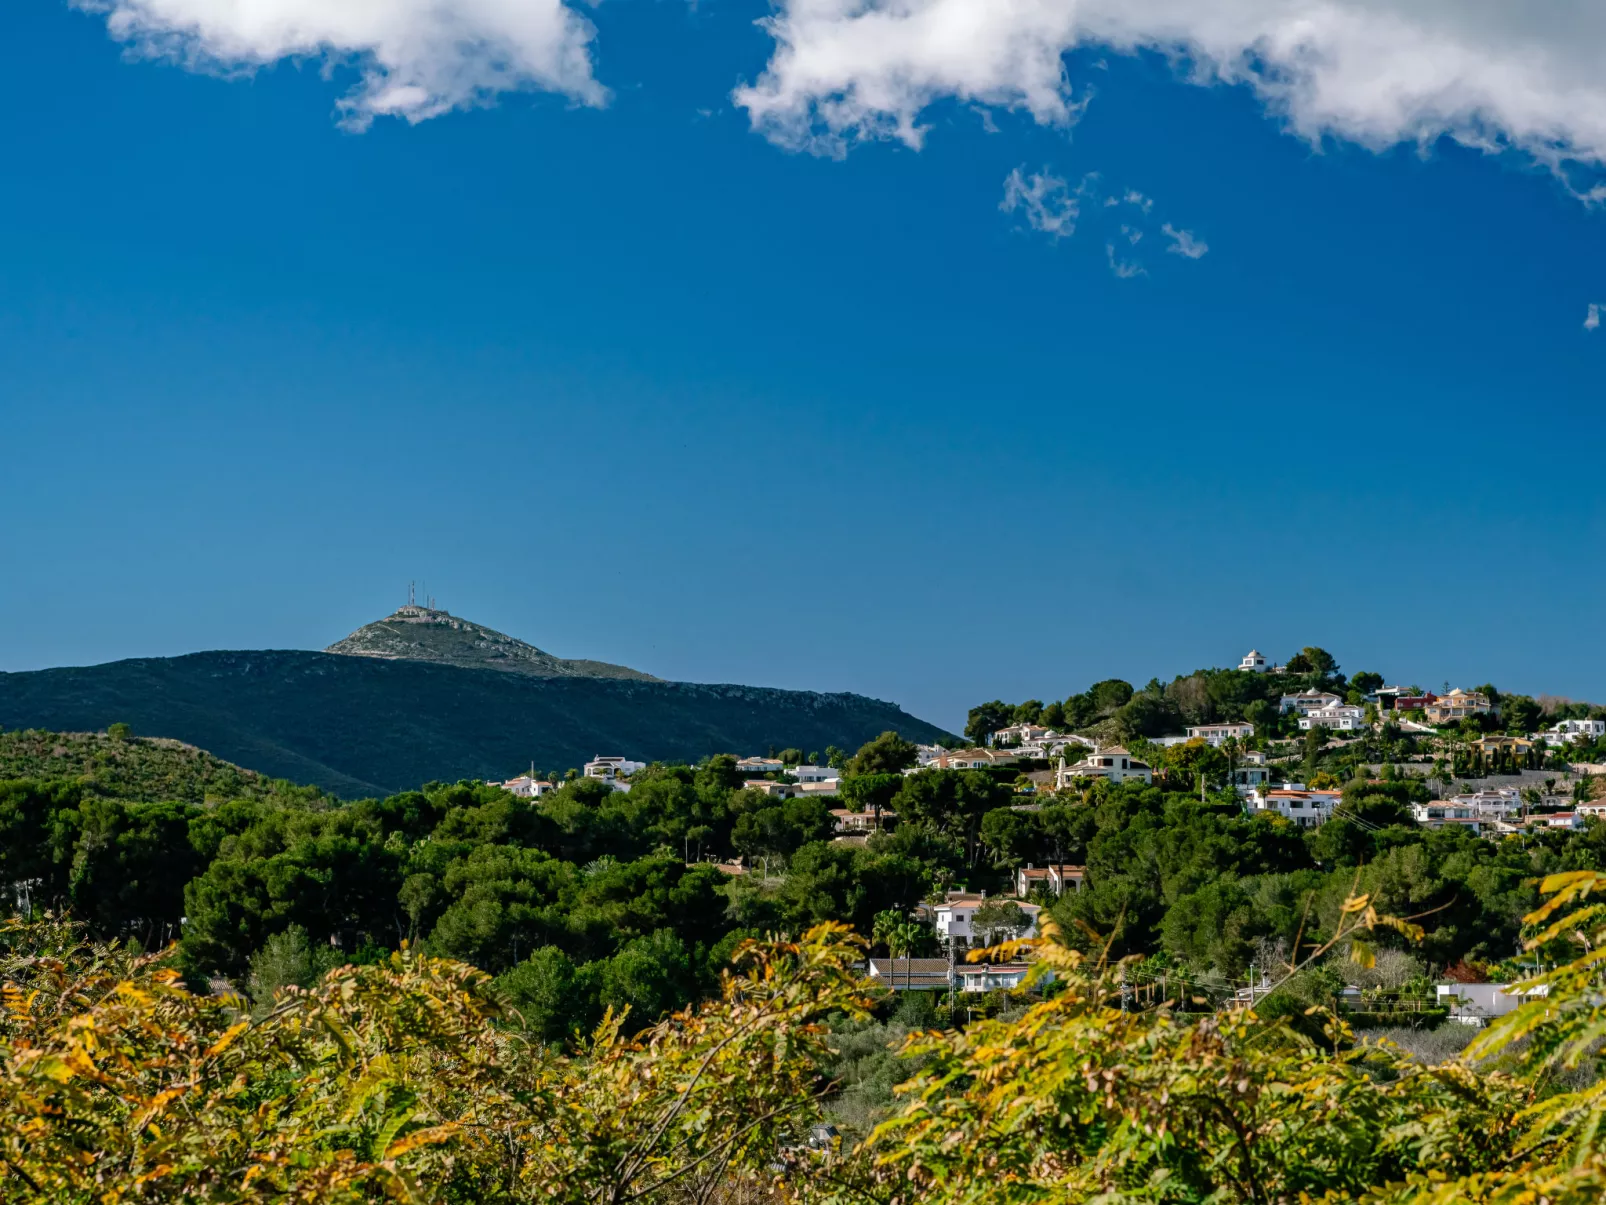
[0,728,323,804]
[326,605,658,681]
[0,652,951,797]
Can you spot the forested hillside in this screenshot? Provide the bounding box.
[0,728,324,805]
[0,651,951,796]
[4,726,1604,1045]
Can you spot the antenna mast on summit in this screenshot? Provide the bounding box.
[408,581,415,607]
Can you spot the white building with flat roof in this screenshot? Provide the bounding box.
[1540,719,1606,747]
[1186,722,1255,746]
[931,892,1041,947]
[1250,785,1342,827]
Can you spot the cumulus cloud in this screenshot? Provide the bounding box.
[734,0,1606,187]
[1001,166,1079,238]
[74,0,606,128]
[1588,303,1602,331]
[1161,222,1208,258]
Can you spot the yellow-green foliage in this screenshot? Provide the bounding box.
[8,875,1606,1204]
[805,878,1606,1205]
[0,918,870,1203]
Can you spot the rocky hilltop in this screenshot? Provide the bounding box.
[326,605,659,682]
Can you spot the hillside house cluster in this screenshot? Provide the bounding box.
[498,749,849,801]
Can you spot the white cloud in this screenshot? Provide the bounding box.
[1587,303,1602,331]
[1122,188,1153,214]
[74,0,606,128]
[1120,223,1142,244]
[1161,222,1208,258]
[1105,242,1145,278]
[734,0,1606,189]
[1001,166,1079,238]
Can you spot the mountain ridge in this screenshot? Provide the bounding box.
[0,650,952,797]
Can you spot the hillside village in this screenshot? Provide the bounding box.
[473,645,1605,1016]
[505,644,1604,845]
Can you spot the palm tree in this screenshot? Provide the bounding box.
[889,922,925,993]
[871,909,902,958]
[1521,787,1540,821]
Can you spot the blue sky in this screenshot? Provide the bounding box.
[1,0,1604,731]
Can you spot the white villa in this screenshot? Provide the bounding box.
[989,723,1058,747]
[1540,719,1606,747]
[1299,704,1368,731]
[1447,788,1523,818]
[1058,746,1153,787]
[866,958,1043,993]
[1437,981,1549,1024]
[1019,734,1097,759]
[955,963,1036,993]
[1412,801,1482,832]
[1239,649,1270,673]
[930,891,1041,948]
[584,757,645,788]
[1186,722,1255,746]
[1250,785,1342,827]
[933,748,1021,770]
[830,807,895,834]
[500,774,558,798]
[1015,864,1085,897]
[792,764,840,783]
[1281,689,1344,716]
[735,756,787,776]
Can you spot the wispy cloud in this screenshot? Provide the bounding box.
[1106,243,1146,279]
[1587,303,1602,331]
[1000,167,1079,240]
[1120,224,1143,245]
[1123,189,1154,215]
[1161,223,1209,259]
